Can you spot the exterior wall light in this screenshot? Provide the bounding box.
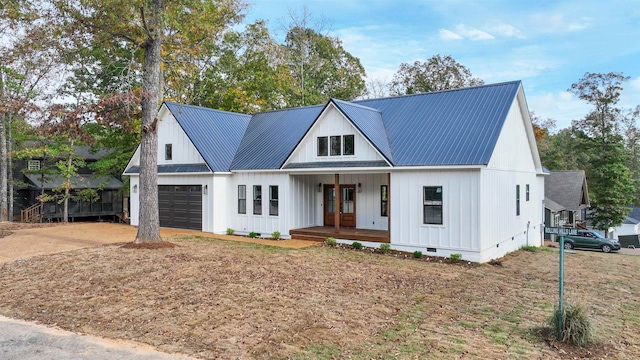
[318,183,322,192]
[358,183,362,193]
[204,185,208,195]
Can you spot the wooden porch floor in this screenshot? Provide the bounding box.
[290,226,390,243]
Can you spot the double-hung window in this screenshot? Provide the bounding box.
[253,185,262,215]
[423,186,443,225]
[165,144,173,160]
[28,160,40,171]
[516,185,521,216]
[269,185,278,216]
[238,185,246,214]
[526,184,530,201]
[381,185,388,217]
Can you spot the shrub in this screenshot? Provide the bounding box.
[226,228,235,235]
[352,241,363,250]
[520,245,538,252]
[379,243,391,254]
[450,253,462,263]
[546,304,595,347]
[249,231,257,238]
[325,237,337,247]
[413,251,423,259]
[271,231,281,240]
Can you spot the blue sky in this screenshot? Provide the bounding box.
[245,0,640,130]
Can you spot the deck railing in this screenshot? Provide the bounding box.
[20,203,42,223]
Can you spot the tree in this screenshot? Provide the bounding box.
[389,55,484,95]
[570,72,635,230]
[47,0,246,243]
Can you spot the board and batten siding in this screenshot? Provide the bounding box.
[389,169,481,260]
[284,105,385,165]
[128,174,215,233]
[157,107,206,166]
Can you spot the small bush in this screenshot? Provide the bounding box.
[249,231,257,238]
[352,241,363,250]
[379,243,391,254]
[226,228,235,235]
[546,304,595,347]
[520,245,538,252]
[325,237,337,247]
[413,251,423,259]
[271,231,281,240]
[450,253,462,263]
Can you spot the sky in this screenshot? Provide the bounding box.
[244,0,640,130]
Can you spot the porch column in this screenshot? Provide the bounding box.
[334,173,340,232]
[387,172,391,238]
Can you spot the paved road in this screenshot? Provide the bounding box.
[0,315,196,360]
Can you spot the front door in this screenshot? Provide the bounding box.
[323,184,356,227]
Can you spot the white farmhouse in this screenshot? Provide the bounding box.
[125,81,545,263]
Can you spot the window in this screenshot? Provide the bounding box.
[269,185,278,216]
[526,184,530,201]
[253,185,262,215]
[330,136,341,156]
[516,185,521,216]
[28,160,40,171]
[343,135,354,155]
[381,185,388,217]
[165,144,172,160]
[317,137,328,156]
[238,185,246,214]
[423,186,443,225]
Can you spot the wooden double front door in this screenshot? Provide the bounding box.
[323,184,356,227]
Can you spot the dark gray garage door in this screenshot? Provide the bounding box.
[158,185,202,230]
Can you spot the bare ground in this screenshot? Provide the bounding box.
[0,223,639,359]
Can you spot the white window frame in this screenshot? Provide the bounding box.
[28,160,41,171]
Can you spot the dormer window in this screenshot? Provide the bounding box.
[165,144,172,160]
[330,136,341,156]
[317,135,355,157]
[28,160,40,171]
[343,135,354,156]
[317,137,328,156]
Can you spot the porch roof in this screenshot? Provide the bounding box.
[124,163,211,174]
[25,174,124,190]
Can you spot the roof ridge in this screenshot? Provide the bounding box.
[331,98,382,113]
[164,101,251,118]
[253,104,325,116]
[354,80,522,103]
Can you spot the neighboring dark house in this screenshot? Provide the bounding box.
[544,170,590,238]
[13,146,124,222]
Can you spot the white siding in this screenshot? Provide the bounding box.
[212,175,231,233]
[285,105,385,165]
[478,169,543,262]
[488,96,536,171]
[157,108,206,166]
[389,169,481,259]
[129,175,139,226]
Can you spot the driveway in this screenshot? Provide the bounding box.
[0,222,316,264]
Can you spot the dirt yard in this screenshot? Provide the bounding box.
[1,223,639,359]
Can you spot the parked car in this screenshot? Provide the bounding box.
[562,230,621,253]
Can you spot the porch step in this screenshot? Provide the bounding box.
[289,233,328,242]
[290,227,390,243]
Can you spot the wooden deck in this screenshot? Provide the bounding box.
[290,226,390,243]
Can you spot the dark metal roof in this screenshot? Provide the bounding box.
[283,160,390,169]
[164,102,251,172]
[230,105,324,170]
[623,207,640,224]
[354,81,521,166]
[545,170,589,211]
[25,174,124,190]
[331,99,394,163]
[124,164,211,174]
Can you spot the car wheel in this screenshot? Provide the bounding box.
[563,242,573,250]
[602,244,612,253]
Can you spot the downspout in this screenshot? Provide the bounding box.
[526,220,530,246]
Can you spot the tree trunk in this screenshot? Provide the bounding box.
[135,0,163,243]
[0,71,7,222]
[8,112,13,221]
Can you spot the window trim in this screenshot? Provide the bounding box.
[165,144,173,161]
[238,185,246,214]
[28,160,41,171]
[516,185,521,216]
[269,185,278,216]
[253,185,262,215]
[317,136,328,157]
[423,186,443,225]
[380,185,388,217]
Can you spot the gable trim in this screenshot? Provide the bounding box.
[279,101,393,170]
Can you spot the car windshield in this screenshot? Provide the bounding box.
[590,232,604,239]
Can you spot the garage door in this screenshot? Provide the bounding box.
[158,185,202,230]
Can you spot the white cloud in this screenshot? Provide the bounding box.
[529,13,590,33]
[486,22,525,39]
[438,29,463,40]
[454,24,495,40]
[527,90,591,130]
[472,46,561,83]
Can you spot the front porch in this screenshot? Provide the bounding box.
[290,226,390,243]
